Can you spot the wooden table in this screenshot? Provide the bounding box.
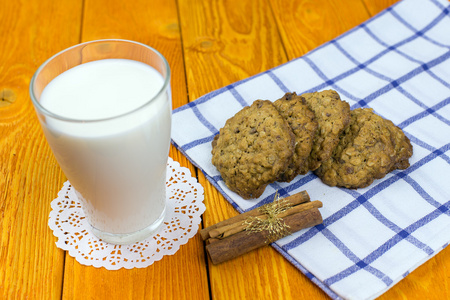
[1,0,449,298]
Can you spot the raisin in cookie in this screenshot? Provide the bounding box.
[300,90,351,171]
[315,108,412,189]
[211,100,295,199]
[273,92,318,181]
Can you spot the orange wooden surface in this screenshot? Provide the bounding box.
[1,0,449,299]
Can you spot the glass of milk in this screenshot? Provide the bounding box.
[30,40,171,244]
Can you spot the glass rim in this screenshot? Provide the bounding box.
[29,39,171,123]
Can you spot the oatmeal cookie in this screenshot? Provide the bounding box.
[211,133,220,149]
[211,100,295,199]
[314,108,412,189]
[384,119,413,172]
[273,92,318,181]
[301,90,351,171]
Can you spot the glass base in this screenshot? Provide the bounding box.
[90,207,166,245]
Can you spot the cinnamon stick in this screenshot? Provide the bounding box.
[205,208,323,265]
[209,200,323,239]
[200,190,310,240]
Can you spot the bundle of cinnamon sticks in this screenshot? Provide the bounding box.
[201,191,323,264]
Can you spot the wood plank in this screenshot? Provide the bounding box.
[61,0,209,299]
[269,0,372,59]
[63,248,208,299]
[177,0,328,298]
[0,0,83,298]
[362,0,400,16]
[179,0,287,100]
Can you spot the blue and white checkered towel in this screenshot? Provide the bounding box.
[172,0,450,298]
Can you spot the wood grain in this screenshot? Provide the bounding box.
[63,242,208,300]
[178,0,287,100]
[269,0,372,59]
[362,0,401,16]
[0,0,83,298]
[60,0,208,299]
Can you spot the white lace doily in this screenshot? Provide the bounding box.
[48,157,205,270]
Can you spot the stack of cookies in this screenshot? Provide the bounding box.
[211,90,413,199]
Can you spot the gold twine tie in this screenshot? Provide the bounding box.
[243,192,292,243]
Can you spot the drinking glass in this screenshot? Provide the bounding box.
[30,39,171,244]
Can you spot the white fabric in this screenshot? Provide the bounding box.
[171,0,450,298]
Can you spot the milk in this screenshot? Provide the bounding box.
[39,59,171,242]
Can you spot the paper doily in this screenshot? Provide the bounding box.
[48,157,205,270]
